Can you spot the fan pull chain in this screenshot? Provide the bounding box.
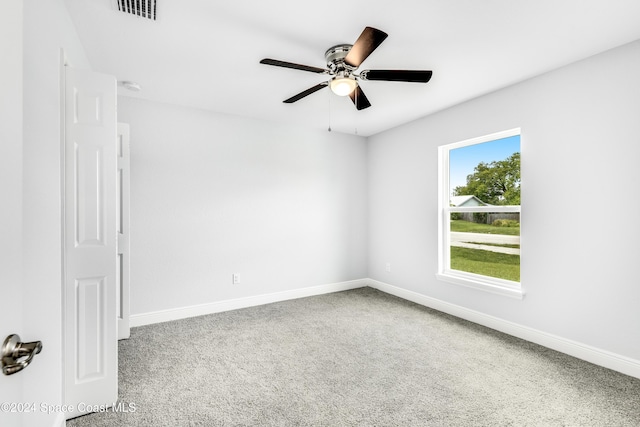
[327,89,332,132]
[354,87,358,135]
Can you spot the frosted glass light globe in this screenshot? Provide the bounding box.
[330,77,357,96]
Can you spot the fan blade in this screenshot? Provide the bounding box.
[349,85,372,110]
[344,27,388,68]
[260,58,327,74]
[360,69,433,83]
[283,82,328,103]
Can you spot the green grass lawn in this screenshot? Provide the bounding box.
[450,220,520,236]
[450,246,520,282]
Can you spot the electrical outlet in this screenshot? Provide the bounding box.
[232,274,240,284]
[385,263,391,273]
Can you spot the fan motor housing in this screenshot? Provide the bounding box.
[325,44,355,72]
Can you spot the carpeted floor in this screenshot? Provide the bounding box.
[68,287,640,426]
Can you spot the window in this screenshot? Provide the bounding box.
[437,129,523,298]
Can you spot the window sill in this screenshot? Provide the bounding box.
[436,272,525,299]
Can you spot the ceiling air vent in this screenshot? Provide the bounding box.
[115,0,157,21]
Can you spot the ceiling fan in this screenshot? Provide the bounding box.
[260,27,433,110]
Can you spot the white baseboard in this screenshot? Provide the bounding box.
[55,412,66,427]
[129,277,640,379]
[367,278,640,380]
[130,278,368,327]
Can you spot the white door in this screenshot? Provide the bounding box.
[0,2,25,426]
[0,71,25,426]
[0,234,24,426]
[117,123,131,340]
[63,65,118,418]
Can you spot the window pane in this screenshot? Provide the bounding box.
[449,212,520,282]
[449,135,520,206]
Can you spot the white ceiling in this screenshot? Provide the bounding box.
[64,0,640,136]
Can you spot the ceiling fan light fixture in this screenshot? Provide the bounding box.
[259,27,431,110]
[330,77,357,96]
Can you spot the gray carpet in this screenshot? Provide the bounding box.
[68,287,640,426]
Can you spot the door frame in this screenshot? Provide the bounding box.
[117,122,131,340]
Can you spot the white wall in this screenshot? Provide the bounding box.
[119,41,639,374]
[14,7,637,419]
[368,40,640,362]
[0,1,24,426]
[22,0,92,425]
[117,98,368,315]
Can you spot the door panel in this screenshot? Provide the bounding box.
[76,276,107,380]
[64,66,117,418]
[75,142,106,245]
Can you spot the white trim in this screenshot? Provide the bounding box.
[59,50,68,427]
[129,278,640,379]
[437,144,447,274]
[445,127,521,151]
[436,273,524,299]
[55,411,66,427]
[130,279,368,327]
[367,279,640,380]
[438,128,522,295]
[449,205,520,213]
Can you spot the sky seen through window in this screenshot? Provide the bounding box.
[449,135,520,198]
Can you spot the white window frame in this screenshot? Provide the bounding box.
[437,128,524,299]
